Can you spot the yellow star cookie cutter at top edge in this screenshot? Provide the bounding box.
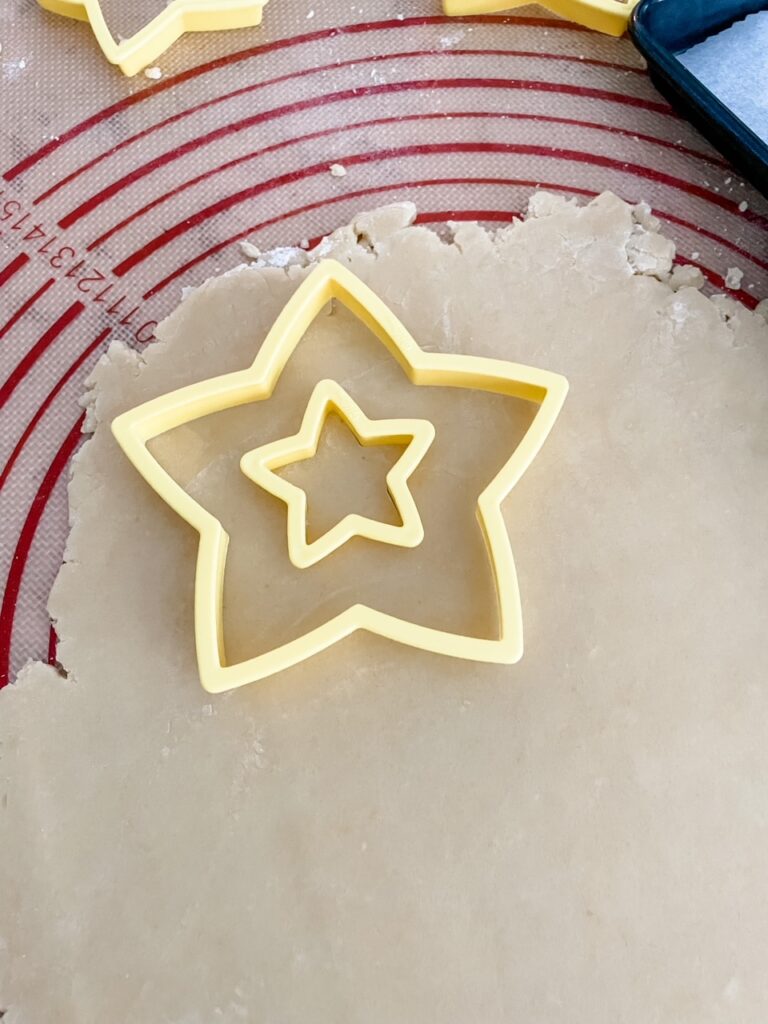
[241,379,436,570]
[442,0,639,36]
[111,259,569,694]
[37,0,269,77]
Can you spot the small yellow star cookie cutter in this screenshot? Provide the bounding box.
[112,259,568,693]
[37,0,269,76]
[241,379,436,569]
[443,0,639,36]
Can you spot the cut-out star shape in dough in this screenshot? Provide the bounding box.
[241,379,435,570]
[112,259,568,693]
[37,0,268,76]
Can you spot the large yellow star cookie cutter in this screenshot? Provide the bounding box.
[443,0,639,36]
[241,379,436,569]
[37,0,269,76]
[112,259,568,693]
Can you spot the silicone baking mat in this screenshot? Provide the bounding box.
[1,0,766,686]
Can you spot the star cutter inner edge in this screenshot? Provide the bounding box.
[240,379,435,570]
[37,0,268,77]
[111,258,569,693]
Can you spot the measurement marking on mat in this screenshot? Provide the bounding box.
[0,190,156,343]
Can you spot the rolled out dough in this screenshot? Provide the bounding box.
[2,194,768,1023]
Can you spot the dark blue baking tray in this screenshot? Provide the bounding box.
[629,0,768,197]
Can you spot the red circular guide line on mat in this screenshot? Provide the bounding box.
[1,14,592,183]
[35,46,654,209]
[0,302,85,410]
[122,140,766,285]
[47,624,58,667]
[0,329,111,490]
[88,106,725,252]
[0,414,86,688]
[1,207,759,687]
[0,279,56,343]
[0,253,30,288]
[59,79,675,232]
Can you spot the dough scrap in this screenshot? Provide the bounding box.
[2,194,768,1024]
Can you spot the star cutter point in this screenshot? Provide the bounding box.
[240,379,435,570]
[37,0,268,76]
[111,259,569,693]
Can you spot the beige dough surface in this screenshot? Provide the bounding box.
[2,195,768,1023]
